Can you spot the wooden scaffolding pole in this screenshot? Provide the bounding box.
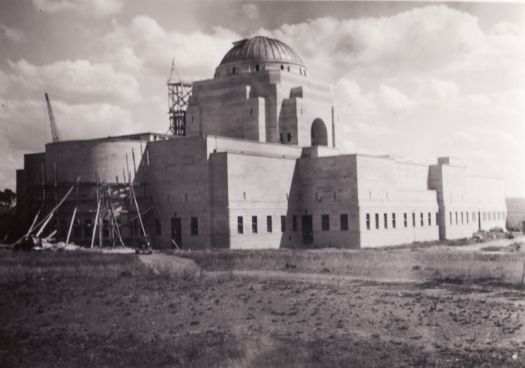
[66,206,77,246]
[91,200,101,249]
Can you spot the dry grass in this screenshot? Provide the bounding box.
[175,248,525,287]
[0,249,147,283]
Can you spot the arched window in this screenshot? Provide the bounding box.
[311,118,328,146]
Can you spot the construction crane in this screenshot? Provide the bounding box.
[167,60,192,136]
[44,92,61,142]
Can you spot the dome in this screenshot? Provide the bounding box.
[220,36,305,66]
[214,36,308,78]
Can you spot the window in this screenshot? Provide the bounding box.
[322,214,330,231]
[436,213,439,226]
[403,213,408,228]
[420,213,424,226]
[237,216,244,234]
[412,213,416,227]
[366,214,371,230]
[428,212,432,226]
[384,213,388,229]
[375,213,380,229]
[155,218,162,235]
[252,216,258,233]
[280,64,284,70]
[280,133,283,143]
[466,212,469,224]
[461,212,464,225]
[281,216,286,232]
[341,214,348,231]
[292,215,297,231]
[287,133,292,142]
[232,66,236,74]
[449,212,452,225]
[455,211,458,225]
[190,217,199,235]
[392,213,396,229]
[267,216,273,232]
[255,64,260,71]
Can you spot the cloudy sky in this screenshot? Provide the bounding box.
[0,0,524,196]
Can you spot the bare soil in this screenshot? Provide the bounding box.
[1,250,524,367]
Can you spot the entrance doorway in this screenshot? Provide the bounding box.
[311,118,328,146]
[171,217,182,248]
[302,215,313,245]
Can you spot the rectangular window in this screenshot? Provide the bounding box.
[366,214,371,230]
[237,216,244,234]
[420,213,424,226]
[155,218,162,235]
[461,212,464,224]
[375,213,380,229]
[292,215,297,231]
[252,216,258,233]
[392,213,396,229]
[190,217,199,235]
[449,212,452,225]
[428,212,431,226]
[322,214,330,231]
[403,213,408,228]
[267,216,273,232]
[455,211,458,225]
[383,213,388,229]
[341,214,348,231]
[412,213,416,227]
[466,212,469,224]
[287,132,292,142]
[436,213,439,226]
[281,215,286,232]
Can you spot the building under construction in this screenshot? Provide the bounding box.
[14,36,508,249]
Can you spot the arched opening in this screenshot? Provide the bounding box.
[311,118,328,146]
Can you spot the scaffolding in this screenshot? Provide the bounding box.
[167,60,192,136]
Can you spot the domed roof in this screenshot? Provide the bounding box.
[219,36,305,67]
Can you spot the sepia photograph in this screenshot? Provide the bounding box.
[0,0,524,366]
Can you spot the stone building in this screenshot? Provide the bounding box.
[16,36,507,249]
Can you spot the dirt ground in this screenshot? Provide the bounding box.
[1,250,525,367]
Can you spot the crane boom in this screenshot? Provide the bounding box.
[45,92,61,142]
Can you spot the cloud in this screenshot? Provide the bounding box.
[7,58,140,103]
[0,70,10,96]
[377,85,413,111]
[0,24,27,44]
[32,0,123,18]
[242,4,260,20]
[103,16,239,79]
